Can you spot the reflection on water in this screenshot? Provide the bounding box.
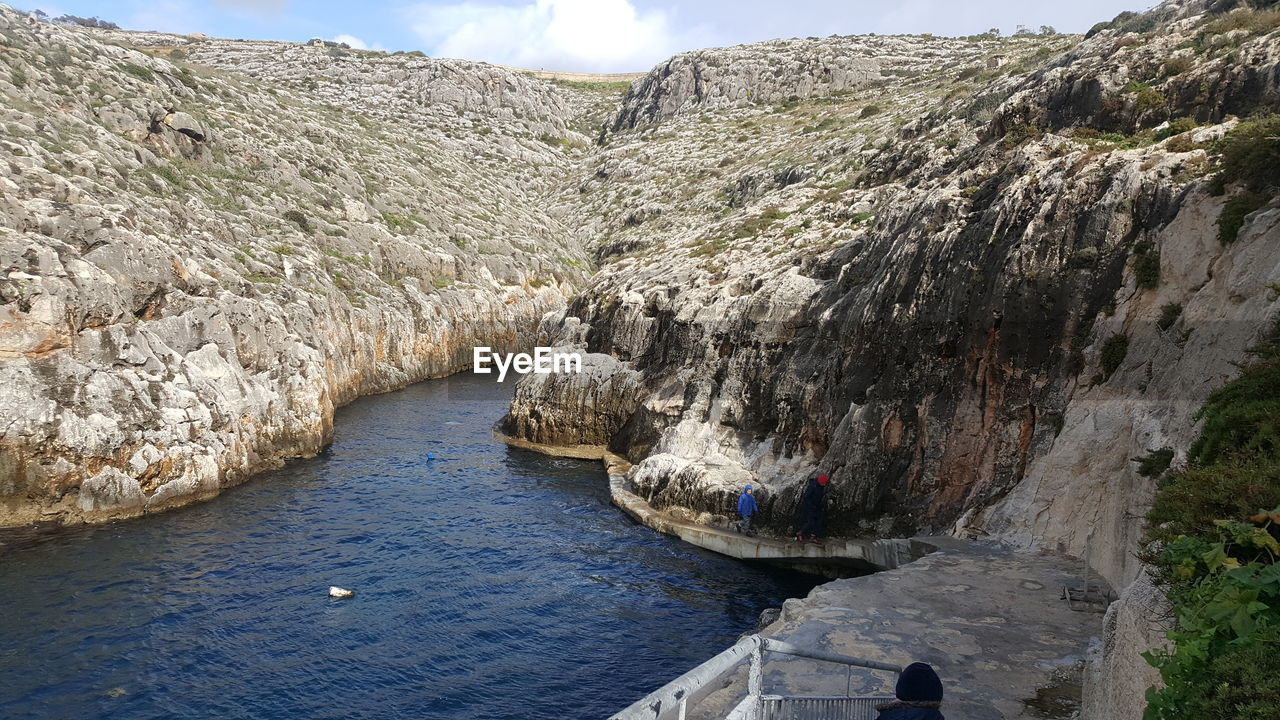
[0,373,817,720]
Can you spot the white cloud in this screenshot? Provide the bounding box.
[214,0,288,19]
[404,0,705,73]
[332,33,383,50]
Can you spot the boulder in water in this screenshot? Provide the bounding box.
[328,586,355,599]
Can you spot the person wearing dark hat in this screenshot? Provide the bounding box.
[795,474,828,544]
[736,484,758,536]
[876,662,945,719]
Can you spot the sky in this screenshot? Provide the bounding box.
[27,0,1156,73]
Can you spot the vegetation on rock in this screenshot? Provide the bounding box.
[1143,331,1280,718]
[1211,116,1279,243]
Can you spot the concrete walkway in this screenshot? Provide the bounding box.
[609,471,935,575]
[495,432,1105,718]
[688,539,1105,720]
[497,431,933,574]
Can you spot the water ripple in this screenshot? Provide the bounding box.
[0,374,816,720]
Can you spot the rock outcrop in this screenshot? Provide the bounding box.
[0,6,601,526]
[4,2,1279,715]
[1081,571,1170,720]
[494,4,1280,716]
[501,348,645,449]
[504,0,1280,592]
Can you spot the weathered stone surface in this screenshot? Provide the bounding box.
[77,467,144,515]
[500,350,645,448]
[682,541,1107,720]
[976,197,1280,586]
[493,4,1280,713]
[506,1,1280,595]
[4,1,1278,714]
[611,38,883,130]
[0,4,595,526]
[161,111,208,141]
[1082,571,1169,720]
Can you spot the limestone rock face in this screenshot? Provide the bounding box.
[978,198,1280,584]
[611,38,881,130]
[77,467,145,516]
[0,5,596,526]
[500,350,645,448]
[504,0,1280,593]
[1082,571,1170,720]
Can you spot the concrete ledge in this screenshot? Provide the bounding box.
[493,430,631,466]
[609,471,934,574]
[494,430,933,574]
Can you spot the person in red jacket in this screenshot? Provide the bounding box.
[795,474,828,543]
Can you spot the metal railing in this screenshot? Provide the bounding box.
[611,635,900,720]
[757,696,894,720]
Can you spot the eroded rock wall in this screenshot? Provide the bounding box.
[503,0,1280,592]
[1081,571,1171,720]
[0,6,598,525]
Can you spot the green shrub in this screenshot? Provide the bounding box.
[175,67,198,90]
[1161,56,1193,76]
[1101,334,1130,379]
[726,205,790,240]
[381,212,418,232]
[1201,7,1280,39]
[1143,533,1280,718]
[9,68,27,87]
[1218,192,1268,244]
[1157,302,1183,331]
[1125,81,1166,112]
[1189,347,1280,465]
[1147,457,1280,547]
[151,163,188,191]
[859,105,882,118]
[1148,644,1280,719]
[1134,447,1176,478]
[283,209,313,233]
[245,272,281,285]
[1134,247,1161,289]
[1001,121,1044,149]
[1213,116,1280,193]
[1142,334,1280,717]
[1115,10,1163,34]
[1155,117,1198,141]
[119,63,154,82]
[1086,21,1112,38]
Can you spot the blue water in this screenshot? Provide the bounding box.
[0,374,815,720]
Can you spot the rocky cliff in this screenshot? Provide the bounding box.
[0,6,603,526]
[4,1,1278,716]
[500,0,1280,591]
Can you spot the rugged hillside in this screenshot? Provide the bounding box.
[501,0,1280,590]
[0,7,603,526]
[2,1,1277,717]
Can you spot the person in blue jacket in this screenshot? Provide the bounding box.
[735,485,758,536]
[875,662,945,720]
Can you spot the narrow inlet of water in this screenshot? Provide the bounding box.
[0,372,819,720]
